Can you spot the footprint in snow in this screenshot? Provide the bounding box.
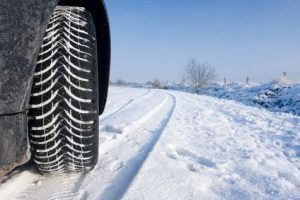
[100,125,123,140]
[175,148,216,168]
[100,125,123,134]
[110,161,124,172]
[165,152,177,160]
[166,145,216,172]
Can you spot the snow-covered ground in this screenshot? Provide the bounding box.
[201,80,300,116]
[0,86,299,200]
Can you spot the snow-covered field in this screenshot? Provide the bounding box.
[0,86,300,200]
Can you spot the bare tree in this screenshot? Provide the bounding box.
[185,59,216,93]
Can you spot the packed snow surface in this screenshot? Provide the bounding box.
[0,87,299,200]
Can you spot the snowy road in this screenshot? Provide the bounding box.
[0,87,300,200]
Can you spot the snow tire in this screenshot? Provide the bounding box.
[28,6,99,173]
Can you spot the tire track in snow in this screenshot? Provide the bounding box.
[1,89,175,200]
[70,91,176,199]
[100,89,152,121]
[15,88,154,200]
[17,173,85,200]
[13,88,154,200]
[96,94,176,200]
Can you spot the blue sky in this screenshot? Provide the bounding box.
[105,0,300,83]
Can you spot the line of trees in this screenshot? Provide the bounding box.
[111,59,217,92]
[111,63,294,92]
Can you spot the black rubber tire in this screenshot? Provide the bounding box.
[28,6,99,173]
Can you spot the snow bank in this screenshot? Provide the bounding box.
[200,81,300,116]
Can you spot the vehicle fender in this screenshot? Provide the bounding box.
[0,0,59,181]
